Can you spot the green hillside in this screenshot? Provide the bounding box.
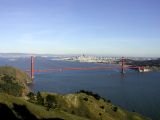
[0,91,151,120]
[40,92,151,120]
[0,66,151,120]
[0,93,88,120]
[0,66,31,96]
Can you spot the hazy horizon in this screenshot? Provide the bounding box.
[0,52,159,58]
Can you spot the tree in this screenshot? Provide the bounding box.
[113,106,118,112]
[37,91,44,105]
[46,95,56,110]
[27,92,35,102]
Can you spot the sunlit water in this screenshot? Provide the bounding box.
[0,57,160,120]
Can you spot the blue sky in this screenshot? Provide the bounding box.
[0,0,160,57]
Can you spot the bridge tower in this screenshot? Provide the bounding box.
[31,56,35,80]
[121,57,125,74]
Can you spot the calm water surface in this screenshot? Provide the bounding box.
[0,57,160,120]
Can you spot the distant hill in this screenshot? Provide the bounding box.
[0,66,31,96]
[125,59,160,67]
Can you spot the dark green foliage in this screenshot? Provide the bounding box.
[107,99,111,103]
[83,97,88,101]
[125,59,160,67]
[100,105,104,109]
[1,74,16,81]
[113,106,118,112]
[37,91,44,105]
[0,66,31,83]
[27,92,35,102]
[77,90,105,101]
[0,66,31,96]
[71,110,75,114]
[0,75,23,96]
[46,95,57,110]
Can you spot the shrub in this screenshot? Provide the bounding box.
[100,105,104,109]
[113,106,118,112]
[71,111,75,114]
[0,81,23,96]
[107,99,111,103]
[27,92,35,101]
[83,97,88,101]
[46,95,57,110]
[37,91,44,105]
[77,90,102,100]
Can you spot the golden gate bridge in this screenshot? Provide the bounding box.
[26,56,145,80]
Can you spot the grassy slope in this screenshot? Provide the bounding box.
[0,92,151,120]
[41,92,151,120]
[0,93,89,120]
[0,66,31,96]
[0,66,151,120]
[0,66,31,84]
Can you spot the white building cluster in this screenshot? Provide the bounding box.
[64,55,119,64]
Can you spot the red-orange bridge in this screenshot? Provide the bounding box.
[27,56,145,80]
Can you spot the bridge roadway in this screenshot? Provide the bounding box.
[26,66,143,73]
